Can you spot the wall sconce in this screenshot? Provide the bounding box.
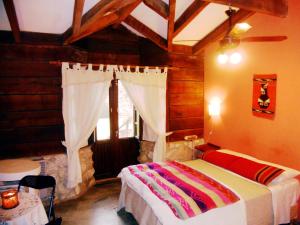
[208,98,221,117]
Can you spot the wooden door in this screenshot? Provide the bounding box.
[92,78,140,179]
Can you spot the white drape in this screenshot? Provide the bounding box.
[62,62,113,188]
[143,123,157,142]
[116,66,169,162]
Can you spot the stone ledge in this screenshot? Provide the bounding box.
[43,146,95,204]
[137,138,204,163]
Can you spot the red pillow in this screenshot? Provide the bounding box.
[195,144,220,152]
[199,151,240,170]
[200,151,284,185]
[227,158,284,185]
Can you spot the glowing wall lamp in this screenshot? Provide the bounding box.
[208,98,221,117]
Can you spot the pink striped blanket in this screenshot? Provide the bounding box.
[128,161,240,220]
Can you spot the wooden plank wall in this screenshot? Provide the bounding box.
[0,29,140,159]
[0,44,73,158]
[0,28,204,158]
[140,40,204,141]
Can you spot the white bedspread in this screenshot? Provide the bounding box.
[118,160,276,225]
[270,178,300,224]
[118,158,300,225]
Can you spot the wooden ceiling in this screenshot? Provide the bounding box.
[2,0,288,55]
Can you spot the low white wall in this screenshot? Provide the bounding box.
[166,139,204,161]
[43,146,95,203]
[138,139,204,163]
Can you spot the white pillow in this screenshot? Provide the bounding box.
[258,162,300,185]
[217,149,300,186]
[268,170,299,185]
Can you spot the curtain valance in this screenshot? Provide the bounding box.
[115,66,167,88]
[62,63,114,85]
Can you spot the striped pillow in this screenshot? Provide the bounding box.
[227,158,284,185]
[200,151,284,185]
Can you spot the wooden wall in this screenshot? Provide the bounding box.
[0,28,140,159]
[140,40,204,141]
[0,27,204,158]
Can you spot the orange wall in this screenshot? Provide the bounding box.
[204,0,300,170]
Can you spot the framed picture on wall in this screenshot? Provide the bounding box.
[252,74,277,119]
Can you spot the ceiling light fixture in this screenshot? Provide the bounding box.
[217,53,229,64]
[229,52,242,64]
[235,23,252,32]
[217,51,242,65]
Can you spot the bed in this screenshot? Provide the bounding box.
[118,149,300,225]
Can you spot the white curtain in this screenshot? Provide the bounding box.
[62,62,113,188]
[143,123,157,142]
[116,66,169,162]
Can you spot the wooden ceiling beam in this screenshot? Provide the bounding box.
[72,0,85,35]
[167,0,176,50]
[64,0,141,44]
[124,15,167,50]
[174,1,209,37]
[115,0,142,23]
[65,13,119,44]
[80,0,120,25]
[143,0,169,19]
[192,9,254,54]
[172,44,193,54]
[64,0,119,43]
[3,0,21,43]
[201,0,288,17]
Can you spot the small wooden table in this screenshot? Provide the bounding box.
[0,159,41,182]
[0,192,48,225]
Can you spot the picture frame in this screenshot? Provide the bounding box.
[252,74,277,119]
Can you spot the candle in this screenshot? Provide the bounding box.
[1,189,19,209]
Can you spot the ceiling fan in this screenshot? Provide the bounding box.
[218,7,287,51]
[174,7,287,51]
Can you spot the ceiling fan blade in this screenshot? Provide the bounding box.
[241,36,287,42]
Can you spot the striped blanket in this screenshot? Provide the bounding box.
[128,161,240,220]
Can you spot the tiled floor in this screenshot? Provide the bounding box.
[55,181,138,225]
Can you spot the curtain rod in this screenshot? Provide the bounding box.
[49,61,180,70]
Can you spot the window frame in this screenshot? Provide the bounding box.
[96,78,141,142]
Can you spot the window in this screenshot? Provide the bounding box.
[96,95,110,140]
[96,79,139,141]
[118,82,134,138]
